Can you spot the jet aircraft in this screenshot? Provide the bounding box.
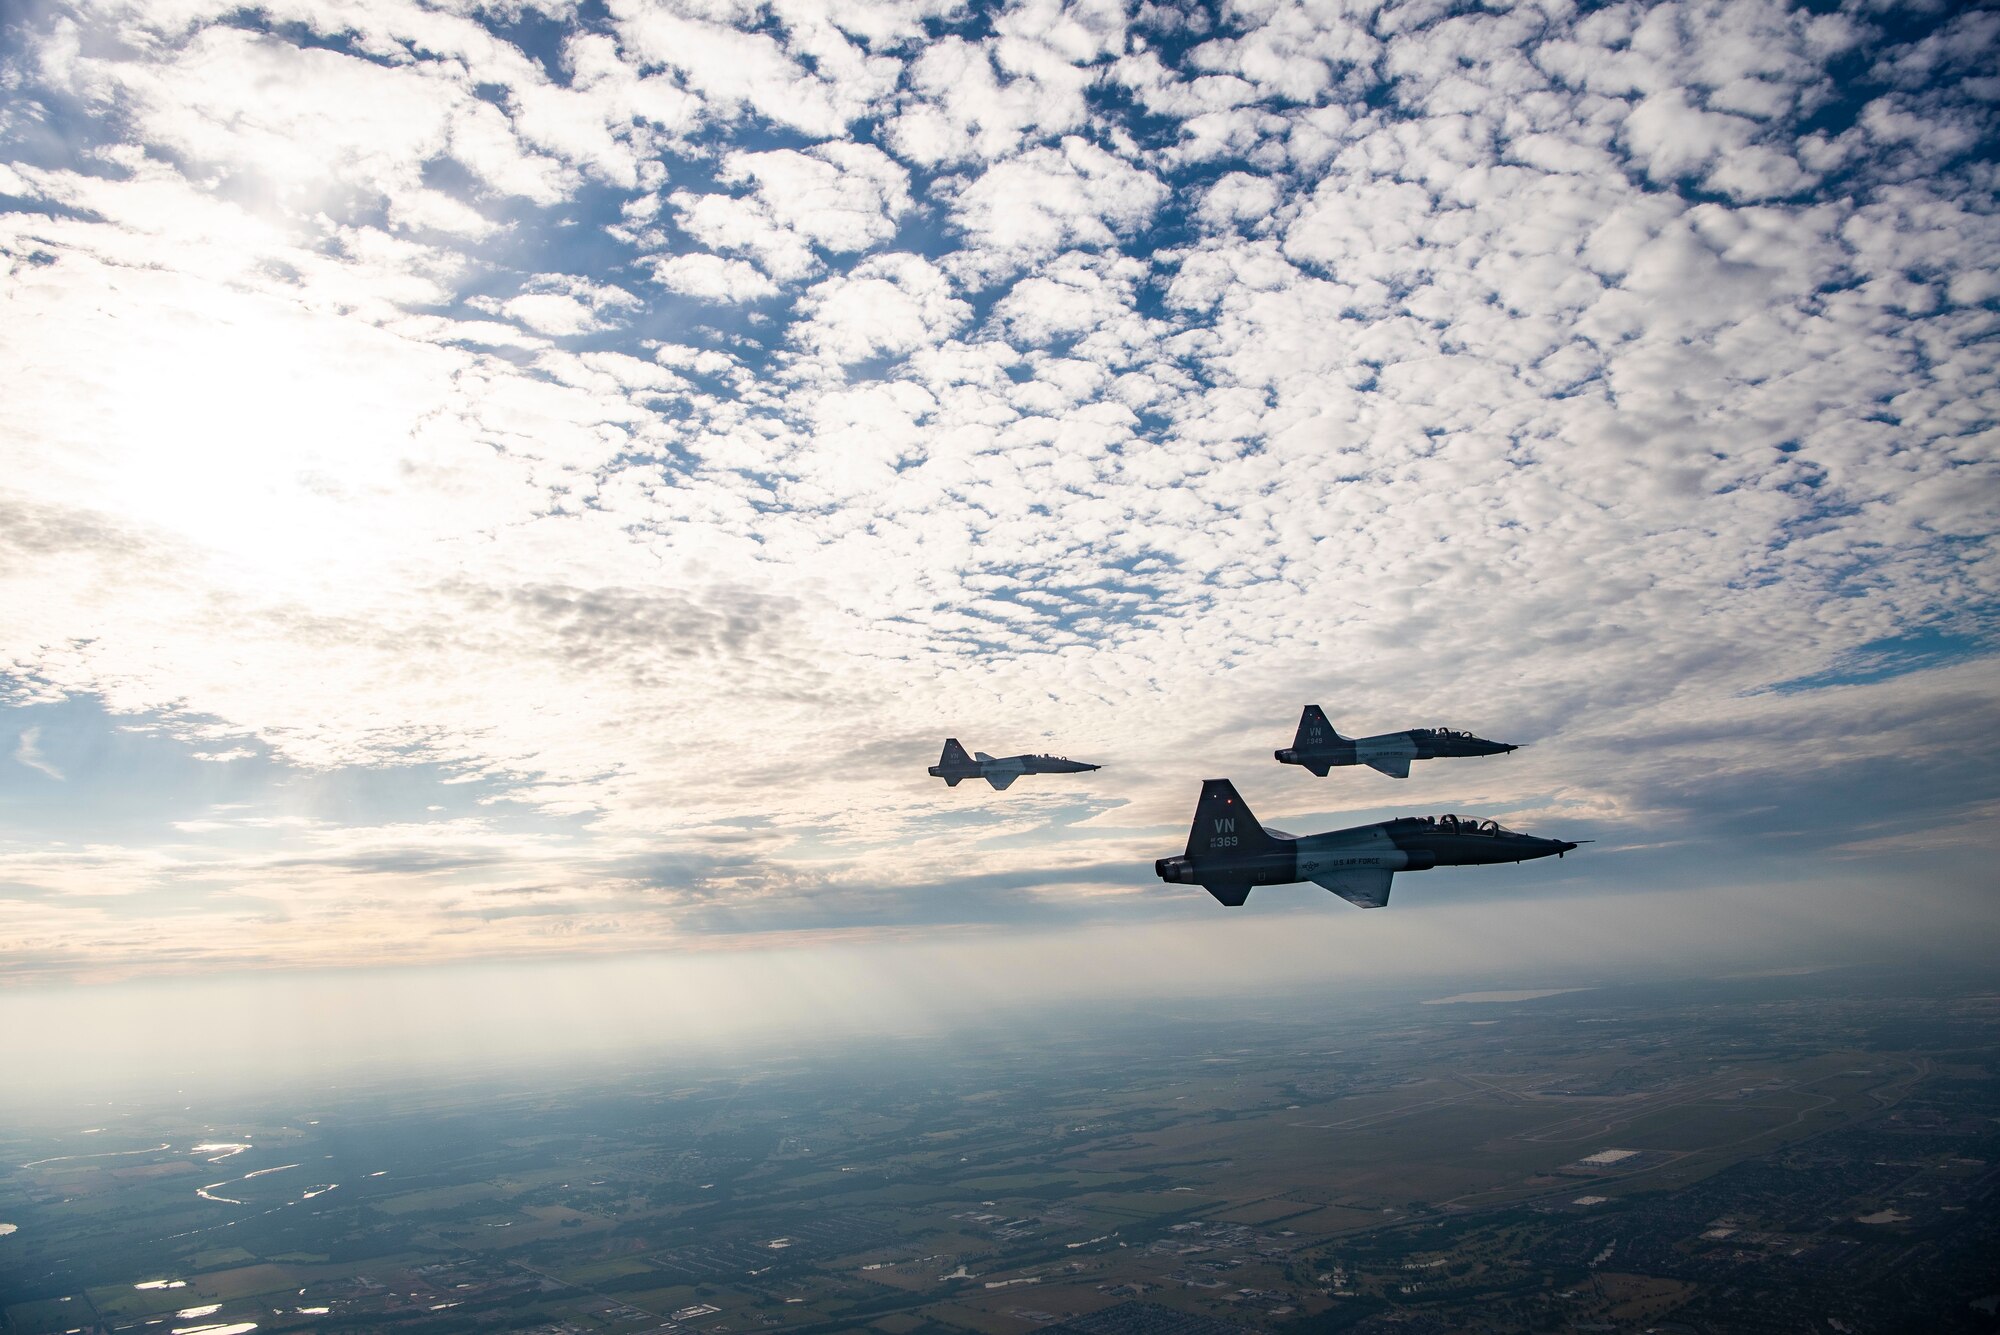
[929,739,1100,791]
[1275,704,1517,778]
[1155,779,1576,907]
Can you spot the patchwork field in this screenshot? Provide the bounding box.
[3,968,1995,1334]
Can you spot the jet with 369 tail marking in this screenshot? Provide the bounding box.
[1155,779,1578,908]
[1275,704,1517,779]
[929,739,1100,791]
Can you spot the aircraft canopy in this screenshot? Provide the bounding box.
[1427,814,1513,836]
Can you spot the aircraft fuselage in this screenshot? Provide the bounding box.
[1275,707,1517,778]
[929,740,1100,790]
[1157,816,1569,887]
[1154,780,1576,907]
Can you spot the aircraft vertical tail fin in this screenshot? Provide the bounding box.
[938,738,972,769]
[1293,704,1343,751]
[1186,779,1276,858]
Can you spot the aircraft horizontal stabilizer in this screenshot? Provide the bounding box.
[1313,868,1394,908]
[1204,882,1251,907]
[974,752,996,762]
[1365,756,1411,779]
[945,777,961,787]
[986,773,1017,791]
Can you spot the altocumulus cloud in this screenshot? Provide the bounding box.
[0,0,1995,981]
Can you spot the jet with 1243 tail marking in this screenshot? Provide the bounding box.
[1275,704,1517,779]
[1155,778,1578,907]
[929,739,1100,791]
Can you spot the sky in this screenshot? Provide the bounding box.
[1,0,1996,1013]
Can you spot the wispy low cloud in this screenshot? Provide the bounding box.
[13,727,62,781]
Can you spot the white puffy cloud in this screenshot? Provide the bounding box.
[608,0,902,136]
[1196,171,1283,230]
[471,273,644,336]
[643,252,782,302]
[991,251,1158,361]
[883,31,1100,167]
[666,142,911,282]
[790,253,970,363]
[73,20,573,208]
[944,137,1169,279]
[1178,2,1379,103]
[1620,88,1817,198]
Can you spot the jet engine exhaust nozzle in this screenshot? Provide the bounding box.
[1274,749,1297,764]
[1155,856,1196,884]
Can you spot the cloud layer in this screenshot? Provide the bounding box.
[1,0,1995,981]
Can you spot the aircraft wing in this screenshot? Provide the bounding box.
[985,773,1017,791]
[1312,868,1394,908]
[1364,756,1411,778]
[1203,881,1252,907]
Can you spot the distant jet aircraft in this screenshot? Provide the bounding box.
[928,739,1100,791]
[1275,704,1517,779]
[1155,778,1577,908]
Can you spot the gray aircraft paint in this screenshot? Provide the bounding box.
[1156,779,1576,908]
[929,739,1100,791]
[1275,704,1516,778]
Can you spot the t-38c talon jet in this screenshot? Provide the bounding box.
[1155,779,1577,908]
[928,739,1100,791]
[1275,704,1517,779]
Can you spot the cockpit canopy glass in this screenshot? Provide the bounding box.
[1430,813,1512,835]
